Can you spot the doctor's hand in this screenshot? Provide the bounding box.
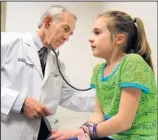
[23,97,52,119]
[49,129,84,140]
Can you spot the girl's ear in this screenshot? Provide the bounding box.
[115,33,126,45]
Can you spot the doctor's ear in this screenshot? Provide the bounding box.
[44,16,53,28]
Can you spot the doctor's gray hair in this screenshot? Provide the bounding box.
[38,5,77,28]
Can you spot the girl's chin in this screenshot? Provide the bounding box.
[92,51,100,57]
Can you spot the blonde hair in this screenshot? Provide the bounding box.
[98,10,154,72]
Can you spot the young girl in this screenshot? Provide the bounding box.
[50,10,157,140]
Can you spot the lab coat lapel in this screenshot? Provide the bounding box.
[23,32,43,78]
[42,51,55,86]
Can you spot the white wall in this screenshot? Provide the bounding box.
[5,2,104,129]
[6,2,104,88]
[103,2,157,80]
[5,2,157,129]
[6,2,156,88]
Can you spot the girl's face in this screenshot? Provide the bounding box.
[89,17,115,59]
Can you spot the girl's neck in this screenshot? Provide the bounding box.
[106,51,126,66]
[104,52,126,77]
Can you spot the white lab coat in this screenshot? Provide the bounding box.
[1,31,95,140]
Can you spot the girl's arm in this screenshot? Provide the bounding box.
[88,96,105,123]
[50,97,105,140]
[96,87,141,137]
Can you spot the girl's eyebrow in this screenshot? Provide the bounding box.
[91,27,101,32]
[93,27,101,30]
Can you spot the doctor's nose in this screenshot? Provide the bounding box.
[63,34,70,41]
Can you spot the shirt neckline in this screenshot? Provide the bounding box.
[100,55,127,82]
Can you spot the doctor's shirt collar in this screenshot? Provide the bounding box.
[32,31,43,52]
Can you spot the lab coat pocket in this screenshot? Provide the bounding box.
[42,72,62,101]
[41,73,62,112]
[51,72,61,83]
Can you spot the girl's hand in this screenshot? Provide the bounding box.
[50,129,84,140]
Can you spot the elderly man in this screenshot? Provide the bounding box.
[1,5,95,140]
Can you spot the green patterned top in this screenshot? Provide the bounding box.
[90,54,157,140]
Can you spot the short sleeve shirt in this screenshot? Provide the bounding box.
[90,54,157,140]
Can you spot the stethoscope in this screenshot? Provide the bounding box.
[50,45,92,91]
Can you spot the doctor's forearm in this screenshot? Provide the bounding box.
[60,91,95,112]
[73,90,95,112]
[1,87,23,121]
[12,94,27,113]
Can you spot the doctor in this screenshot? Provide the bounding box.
[1,5,95,140]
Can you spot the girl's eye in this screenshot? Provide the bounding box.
[94,30,100,35]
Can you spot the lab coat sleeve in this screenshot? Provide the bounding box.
[1,32,26,121]
[59,63,96,112]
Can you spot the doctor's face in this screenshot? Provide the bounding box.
[44,11,76,49]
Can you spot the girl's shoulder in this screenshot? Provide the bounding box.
[93,62,106,72]
[124,53,145,63]
[120,53,151,71]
